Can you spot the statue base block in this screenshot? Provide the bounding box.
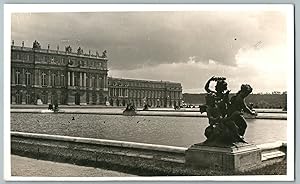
[36,99,43,105]
[185,143,261,172]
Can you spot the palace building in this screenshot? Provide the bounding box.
[11,41,182,107]
[108,77,182,107]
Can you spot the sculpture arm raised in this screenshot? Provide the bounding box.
[204,76,215,93]
[242,98,256,115]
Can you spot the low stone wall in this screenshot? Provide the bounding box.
[11,131,187,175]
[11,131,287,175]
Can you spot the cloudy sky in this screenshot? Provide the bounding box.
[11,7,292,93]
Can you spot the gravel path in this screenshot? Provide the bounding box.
[11,155,136,177]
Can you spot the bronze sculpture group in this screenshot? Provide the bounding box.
[201,76,256,146]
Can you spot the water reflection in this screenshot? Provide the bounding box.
[11,113,286,147]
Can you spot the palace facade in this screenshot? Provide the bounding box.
[11,41,182,107]
[11,41,109,105]
[108,77,182,107]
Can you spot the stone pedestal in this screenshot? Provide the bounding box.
[185,143,261,172]
[36,99,43,105]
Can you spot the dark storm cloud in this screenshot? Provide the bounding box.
[11,11,286,70]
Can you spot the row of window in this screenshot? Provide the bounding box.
[109,98,181,107]
[15,71,32,85]
[109,88,181,99]
[109,80,182,90]
[41,73,65,86]
[13,70,106,88]
[13,92,107,105]
[110,81,166,89]
[109,88,128,97]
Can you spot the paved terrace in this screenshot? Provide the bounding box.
[11,155,135,177]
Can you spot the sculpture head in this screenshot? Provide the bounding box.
[239,84,253,97]
[215,79,228,93]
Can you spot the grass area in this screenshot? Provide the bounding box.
[242,159,287,175]
[137,159,287,176]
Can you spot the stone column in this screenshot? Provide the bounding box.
[79,72,82,87]
[72,72,75,86]
[96,75,99,88]
[38,70,41,86]
[34,70,38,86]
[104,76,107,88]
[22,69,25,85]
[11,69,15,84]
[21,91,26,104]
[90,77,93,88]
[56,92,61,105]
[83,73,86,87]
[89,93,93,104]
[57,71,61,86]
[68,72,70,86]
[11,93,16,104]
[48,70,51,86]
[96,94,100,104]
[86,75,89,88]
[47,92,52,104]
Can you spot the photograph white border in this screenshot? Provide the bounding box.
[3,3,295,181]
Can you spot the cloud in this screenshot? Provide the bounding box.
[11,11,287,70]
[109,45,288,93]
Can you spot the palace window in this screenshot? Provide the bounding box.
[116,88,119,96]
[99,77,103,88]
[122,89,126,97]
[109,88,113,96]
[15,70,21,84]
[91,77,95,88]
[12,53,16,59]
[60,94,65,104]
[51,74,56,86]
[16,92,21,104]
[74,74,78,86]
[61,74,65,87]
[25,72,31,86]
[26,94,31,104]
[41,93,47,104]
[41,73,47,86]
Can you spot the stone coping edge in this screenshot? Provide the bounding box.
[257,141,287,150]
[11,131,187,154]
[10,111,287,120]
